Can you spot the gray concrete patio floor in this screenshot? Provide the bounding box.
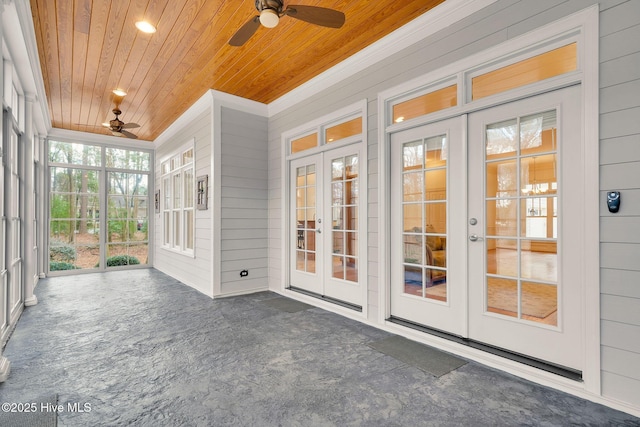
[0,269,638,426]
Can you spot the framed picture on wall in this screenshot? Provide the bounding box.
[197,175,208,210]
[155,190,160,213]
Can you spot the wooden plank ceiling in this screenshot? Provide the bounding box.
[30,0,445,141]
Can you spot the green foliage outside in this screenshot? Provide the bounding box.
[50,261,79,271]
[105,255,140,267]
[50,242,77,262]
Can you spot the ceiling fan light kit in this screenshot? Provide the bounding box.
[259,9,280,28]
[229,0,345,46]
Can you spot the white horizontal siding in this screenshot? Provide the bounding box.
[154,109,212,296]
[601,243,640,271]
[602,320,640,353]
[598,0,640,409]
[600,135,640,165]
[219,107,268,296]
[600,217,640,242]
[601,294,640,326]
[602,372,640,408]
[602,346,640,382]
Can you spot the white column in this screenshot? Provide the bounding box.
[37,136,46,279]
[23,95,37,306]
[0,0,12,383]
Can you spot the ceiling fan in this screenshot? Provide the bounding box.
[229,0,345,47]
[103,107,139,139]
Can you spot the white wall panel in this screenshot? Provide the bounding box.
[601,268,640,299]
[154,109,212,296]
[219,107,268,296]
[602,372,640,408]
[601,294,640,326]
[600,135,640,165]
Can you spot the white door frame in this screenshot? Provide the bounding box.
[377,6,599,393]
[280,100,368,316]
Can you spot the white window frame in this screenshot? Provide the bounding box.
[160,139,195,257]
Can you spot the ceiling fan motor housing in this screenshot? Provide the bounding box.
[110,108,124,131]
[255,0,283,14]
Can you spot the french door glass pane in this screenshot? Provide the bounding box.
[484,110,558,325]
[401,135,447,300]
[331,155,359,283]
[296,165,317,274]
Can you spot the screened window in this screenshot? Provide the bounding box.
[48,141,151,272]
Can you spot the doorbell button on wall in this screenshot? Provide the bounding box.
[607,191,620,213]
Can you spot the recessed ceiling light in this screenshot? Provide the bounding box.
[395,116,405,123]
[135,21,156,34]
[113,89,127,97]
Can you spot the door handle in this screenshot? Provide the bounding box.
[316,228,322,234]
[468,234,483,242]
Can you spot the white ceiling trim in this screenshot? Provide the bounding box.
[5,0,51,135]
[154,89,268,148]
[267,0,498,117]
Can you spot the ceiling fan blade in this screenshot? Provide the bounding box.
[229,16,261,46]
[285,5,345,28]
[120,130,138,139]
[121,122,140,129]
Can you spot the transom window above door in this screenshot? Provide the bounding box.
[287,103,365,157]
[384,36,580,129]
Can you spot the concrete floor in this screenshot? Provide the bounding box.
[0,269,638,426]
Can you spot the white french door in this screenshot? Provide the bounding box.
[289,144,364,307]
[290,154,323,295]
[391,85,583,371]
[390,117,466,335]
[467,86,583,370]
